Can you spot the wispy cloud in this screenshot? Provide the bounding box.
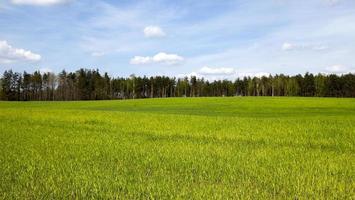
[323,0,342,6]
[282,42,328,51]
[10,0,72,6]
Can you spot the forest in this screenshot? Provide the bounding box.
[1,69,355,101]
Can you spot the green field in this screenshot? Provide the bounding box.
[0,97,354,199]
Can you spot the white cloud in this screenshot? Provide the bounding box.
[312,45,328,51]
[91,52,105,57]
[325,65,353,74]
[282,42,296,51]
[324,0,341,6]
[177,66,270,81]
[0,40,41,63]
[39,67,53,74]
[10,0,70,6]
[130,52,184,65]
[143,26,166,38]
[235,72,270,78]
[130,56,151,65]
[199,66,235,75]
[282,42,328,51]
[176,72,201,79]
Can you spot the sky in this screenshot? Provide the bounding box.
[0,0,355,79]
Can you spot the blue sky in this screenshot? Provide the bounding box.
[1,0,355,79]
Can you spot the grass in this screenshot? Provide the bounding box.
[0,97,354,199]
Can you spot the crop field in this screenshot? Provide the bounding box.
[0,97,354,199]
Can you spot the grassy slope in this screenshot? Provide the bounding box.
[0,97,354,199]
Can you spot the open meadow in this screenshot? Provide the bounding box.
[0,97,354,199]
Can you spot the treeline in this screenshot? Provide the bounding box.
[1,69,355,101]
